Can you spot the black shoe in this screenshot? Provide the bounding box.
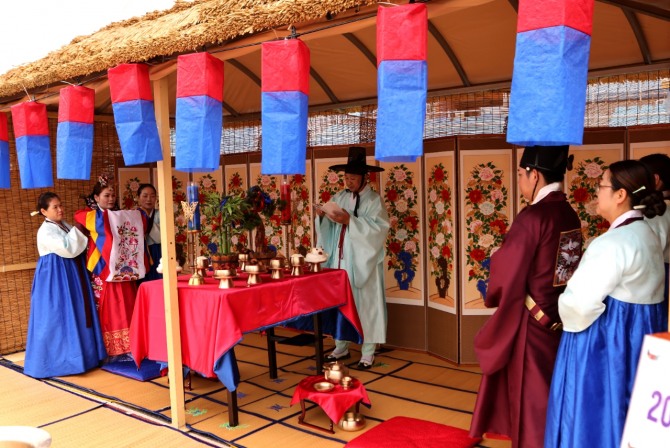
[357,356,374,370]
[324,350,351,361]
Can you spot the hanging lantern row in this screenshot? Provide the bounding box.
[0,113,9,189]
[375,3,427,163]
[175,52,224,173]
[11,101,53,189]
[57,85,95,180]
[507,0,594,146]
[3,3,431,188]
[108,63,164,166]
[261,38,310,176]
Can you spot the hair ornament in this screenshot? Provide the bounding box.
[30,211,41,217]
[633,204,647,210]
[632,185,646,195]
[98,175,109,187]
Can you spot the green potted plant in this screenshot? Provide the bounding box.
[201,191,250,269]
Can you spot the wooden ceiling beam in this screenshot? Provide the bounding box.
[622,9,653,64]
[428,20,471,87]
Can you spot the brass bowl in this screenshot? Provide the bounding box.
[214,269,235,279]
[339,376,353,389]
[313,381,335,392]
[338,412,366,432]
[245,264,261,274]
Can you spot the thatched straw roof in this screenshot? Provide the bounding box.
[0,0,377,99]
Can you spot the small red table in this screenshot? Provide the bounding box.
[291,375,371,433]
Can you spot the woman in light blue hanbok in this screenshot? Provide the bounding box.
[24,192,106,378]
[545,160,667,447]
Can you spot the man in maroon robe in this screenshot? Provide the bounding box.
[469,145,583,448]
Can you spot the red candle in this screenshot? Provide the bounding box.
[280,182,291,224]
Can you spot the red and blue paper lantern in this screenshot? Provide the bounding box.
[10,102,53,189]
[0,113,9,189]
[375,3,427,162]
[175,53,224,173]
[261,39,310,175]
[108,64,163,166]
[507,0,594,146]
[57,85,95,180]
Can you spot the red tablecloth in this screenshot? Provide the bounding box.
[291,375,371,423]
[130,269,362,387]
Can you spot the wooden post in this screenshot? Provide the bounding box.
[152,76,186,428]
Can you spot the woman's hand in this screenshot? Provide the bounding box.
[313,203,325,218]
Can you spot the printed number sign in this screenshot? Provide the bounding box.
[621,333,670,447]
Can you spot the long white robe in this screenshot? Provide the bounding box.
[316,185,390,343]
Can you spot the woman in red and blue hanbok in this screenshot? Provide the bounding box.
[545,160,667,447]
[24,193,106,378]
[75,176,146,357]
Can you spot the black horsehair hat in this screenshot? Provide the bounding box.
[329,147,385,175]
[519,145,572,176]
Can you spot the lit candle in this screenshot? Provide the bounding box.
[186,182,201,230]
[280,178,291,224]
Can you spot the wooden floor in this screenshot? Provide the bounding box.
[0,329,511,448]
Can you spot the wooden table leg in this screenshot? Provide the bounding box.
[313,313,323,375]
[266,327,278,379]
[297,399,335,434]
[227,390,239,427]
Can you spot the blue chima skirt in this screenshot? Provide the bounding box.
[24,253,106,378]
[545,296,665,447]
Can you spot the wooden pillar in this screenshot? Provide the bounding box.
[152,76,186,428]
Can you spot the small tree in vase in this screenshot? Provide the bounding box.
[240,186,286,265]
[201,191,250,270]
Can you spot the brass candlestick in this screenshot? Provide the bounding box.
[182,200,204,286]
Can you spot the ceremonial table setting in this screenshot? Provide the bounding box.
[129,266,363,426]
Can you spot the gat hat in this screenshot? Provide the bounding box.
[329,147,385,175]
[519,145,572,176]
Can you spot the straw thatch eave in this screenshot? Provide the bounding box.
[0,0,378,99]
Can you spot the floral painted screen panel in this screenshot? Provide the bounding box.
[630,141,670,165]
[424,152,457,314]
[381,160,425,306]
[459,149,513,316]
[224,164,249,248]
[286,172,313,254]
[118,168,151,210]
[565,144,623,248]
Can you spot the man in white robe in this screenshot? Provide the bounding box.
[316,146,390,369]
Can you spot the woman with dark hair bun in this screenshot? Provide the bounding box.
[136,183,162,282]
[639,152,670,329]
[545,160,666,447]
[24,192,106,378]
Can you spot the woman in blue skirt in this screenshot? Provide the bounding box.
[545,160,667,447]
[24,192,106,378]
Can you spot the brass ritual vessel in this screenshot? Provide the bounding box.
[338,412,366,432]
[245,263,262,286]
[196,256,209,278]
[323,361,349,383]
[269,258,284,280]
[290,253,305,276]
[214,269,236,289]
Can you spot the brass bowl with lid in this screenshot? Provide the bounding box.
[338,412,366,431]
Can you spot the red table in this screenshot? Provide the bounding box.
[130,268,362,425]
[291,375,371,433]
